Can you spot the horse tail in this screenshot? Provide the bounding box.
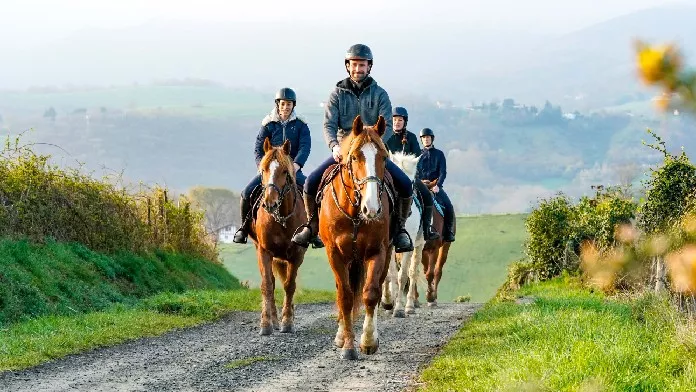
[349,260,365,318]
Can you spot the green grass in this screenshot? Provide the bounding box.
[417,275,696,391]
[221,214,528,303]
[0,287,334,371]
[0,239,239,326]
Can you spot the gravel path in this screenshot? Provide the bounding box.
[0,302,480,392]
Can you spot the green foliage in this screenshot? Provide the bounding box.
[524,187,637,280]
[524,193,577,279]
[0,239,238,326]
[418,277,696,391]
[0,134,216,260]
[638,130,696,234]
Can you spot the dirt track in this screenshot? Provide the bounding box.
[0,302,480,392]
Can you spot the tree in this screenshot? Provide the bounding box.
[187,186,240,234]
[43,107,56,122]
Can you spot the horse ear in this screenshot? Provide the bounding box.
[282,139,291,155]
[263,137,272,153]
[352,115,364,136]
[376,115,386,136]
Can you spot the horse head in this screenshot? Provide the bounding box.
[259,137,295,211]
[341,115,389,220]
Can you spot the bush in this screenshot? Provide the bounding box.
[524,193,576,279]
[0,135,216,260]
[638,131,696,234]
[523,187,637,281]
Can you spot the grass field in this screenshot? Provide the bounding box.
[220,213,528,303]
[417,275,696,391]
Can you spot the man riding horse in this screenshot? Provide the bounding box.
[385,106,440,241]
[291,44,416,253]
[233,87,313,245]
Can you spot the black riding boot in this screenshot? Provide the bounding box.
[443,206,456,243]
[291,194,324,249]
[232,197,252,244]
[394,196,414,253]
[422,205,441,241]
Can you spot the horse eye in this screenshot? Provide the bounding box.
[351,155,357,161]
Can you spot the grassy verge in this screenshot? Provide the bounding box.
[417,275,696,391]
[0,239,238,326]
[0,287,334,371]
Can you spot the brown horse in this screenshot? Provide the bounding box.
[420,193,456,306]
[248,138,307,335]
[319,115,393,360]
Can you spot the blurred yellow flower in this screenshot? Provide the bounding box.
[635,40,682,86]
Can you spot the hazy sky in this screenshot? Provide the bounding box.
[1,0,690,48]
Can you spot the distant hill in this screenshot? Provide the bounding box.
[455,3,696,111]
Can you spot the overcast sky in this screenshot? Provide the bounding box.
[1,0,691,47]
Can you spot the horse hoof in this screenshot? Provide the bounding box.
[360,341,379,355]
[427,301,438,308]
[280,323,295,333]
[340,348,359,360]
[259,325,274,336]
[382,302,394,311]
[405,307,416,315]
[393,309,406,318]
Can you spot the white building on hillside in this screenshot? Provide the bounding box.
[216,224,238,244]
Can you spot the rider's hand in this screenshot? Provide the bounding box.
[332,145,341,162]
[293,163,301,172]
[432,185,440,193]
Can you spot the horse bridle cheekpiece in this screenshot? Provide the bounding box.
[261,170,297,228]
[344,139,385,218]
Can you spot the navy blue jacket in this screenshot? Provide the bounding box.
[254,108,311,167]
[416,146,447,187]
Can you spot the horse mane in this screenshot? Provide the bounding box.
[389,151,420,180]
[259,146,296,183]
[341,124,388,159]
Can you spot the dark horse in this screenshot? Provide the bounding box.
[420,179,456,306]
[319,115,393,360]
[248,138,307,335]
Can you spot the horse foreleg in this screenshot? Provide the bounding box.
[328,252,357,360]
[406,245,423,314]
[257,249,275,336]
[360,254,385,355]
[432,244,451,304]
[423,250,437,305]
[280,260,300,333]
[393,250,411,318]
[381,251,397,311]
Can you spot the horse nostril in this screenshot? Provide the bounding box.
[362,205,369,215]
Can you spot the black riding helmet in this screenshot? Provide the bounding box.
[420,127,435,141]
[393,106,408,127]
[275,87,297,105]
[345,44,373,77]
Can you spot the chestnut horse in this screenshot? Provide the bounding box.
[248,138,307,335]
[420,181,456,306]
[319,115,393,360]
